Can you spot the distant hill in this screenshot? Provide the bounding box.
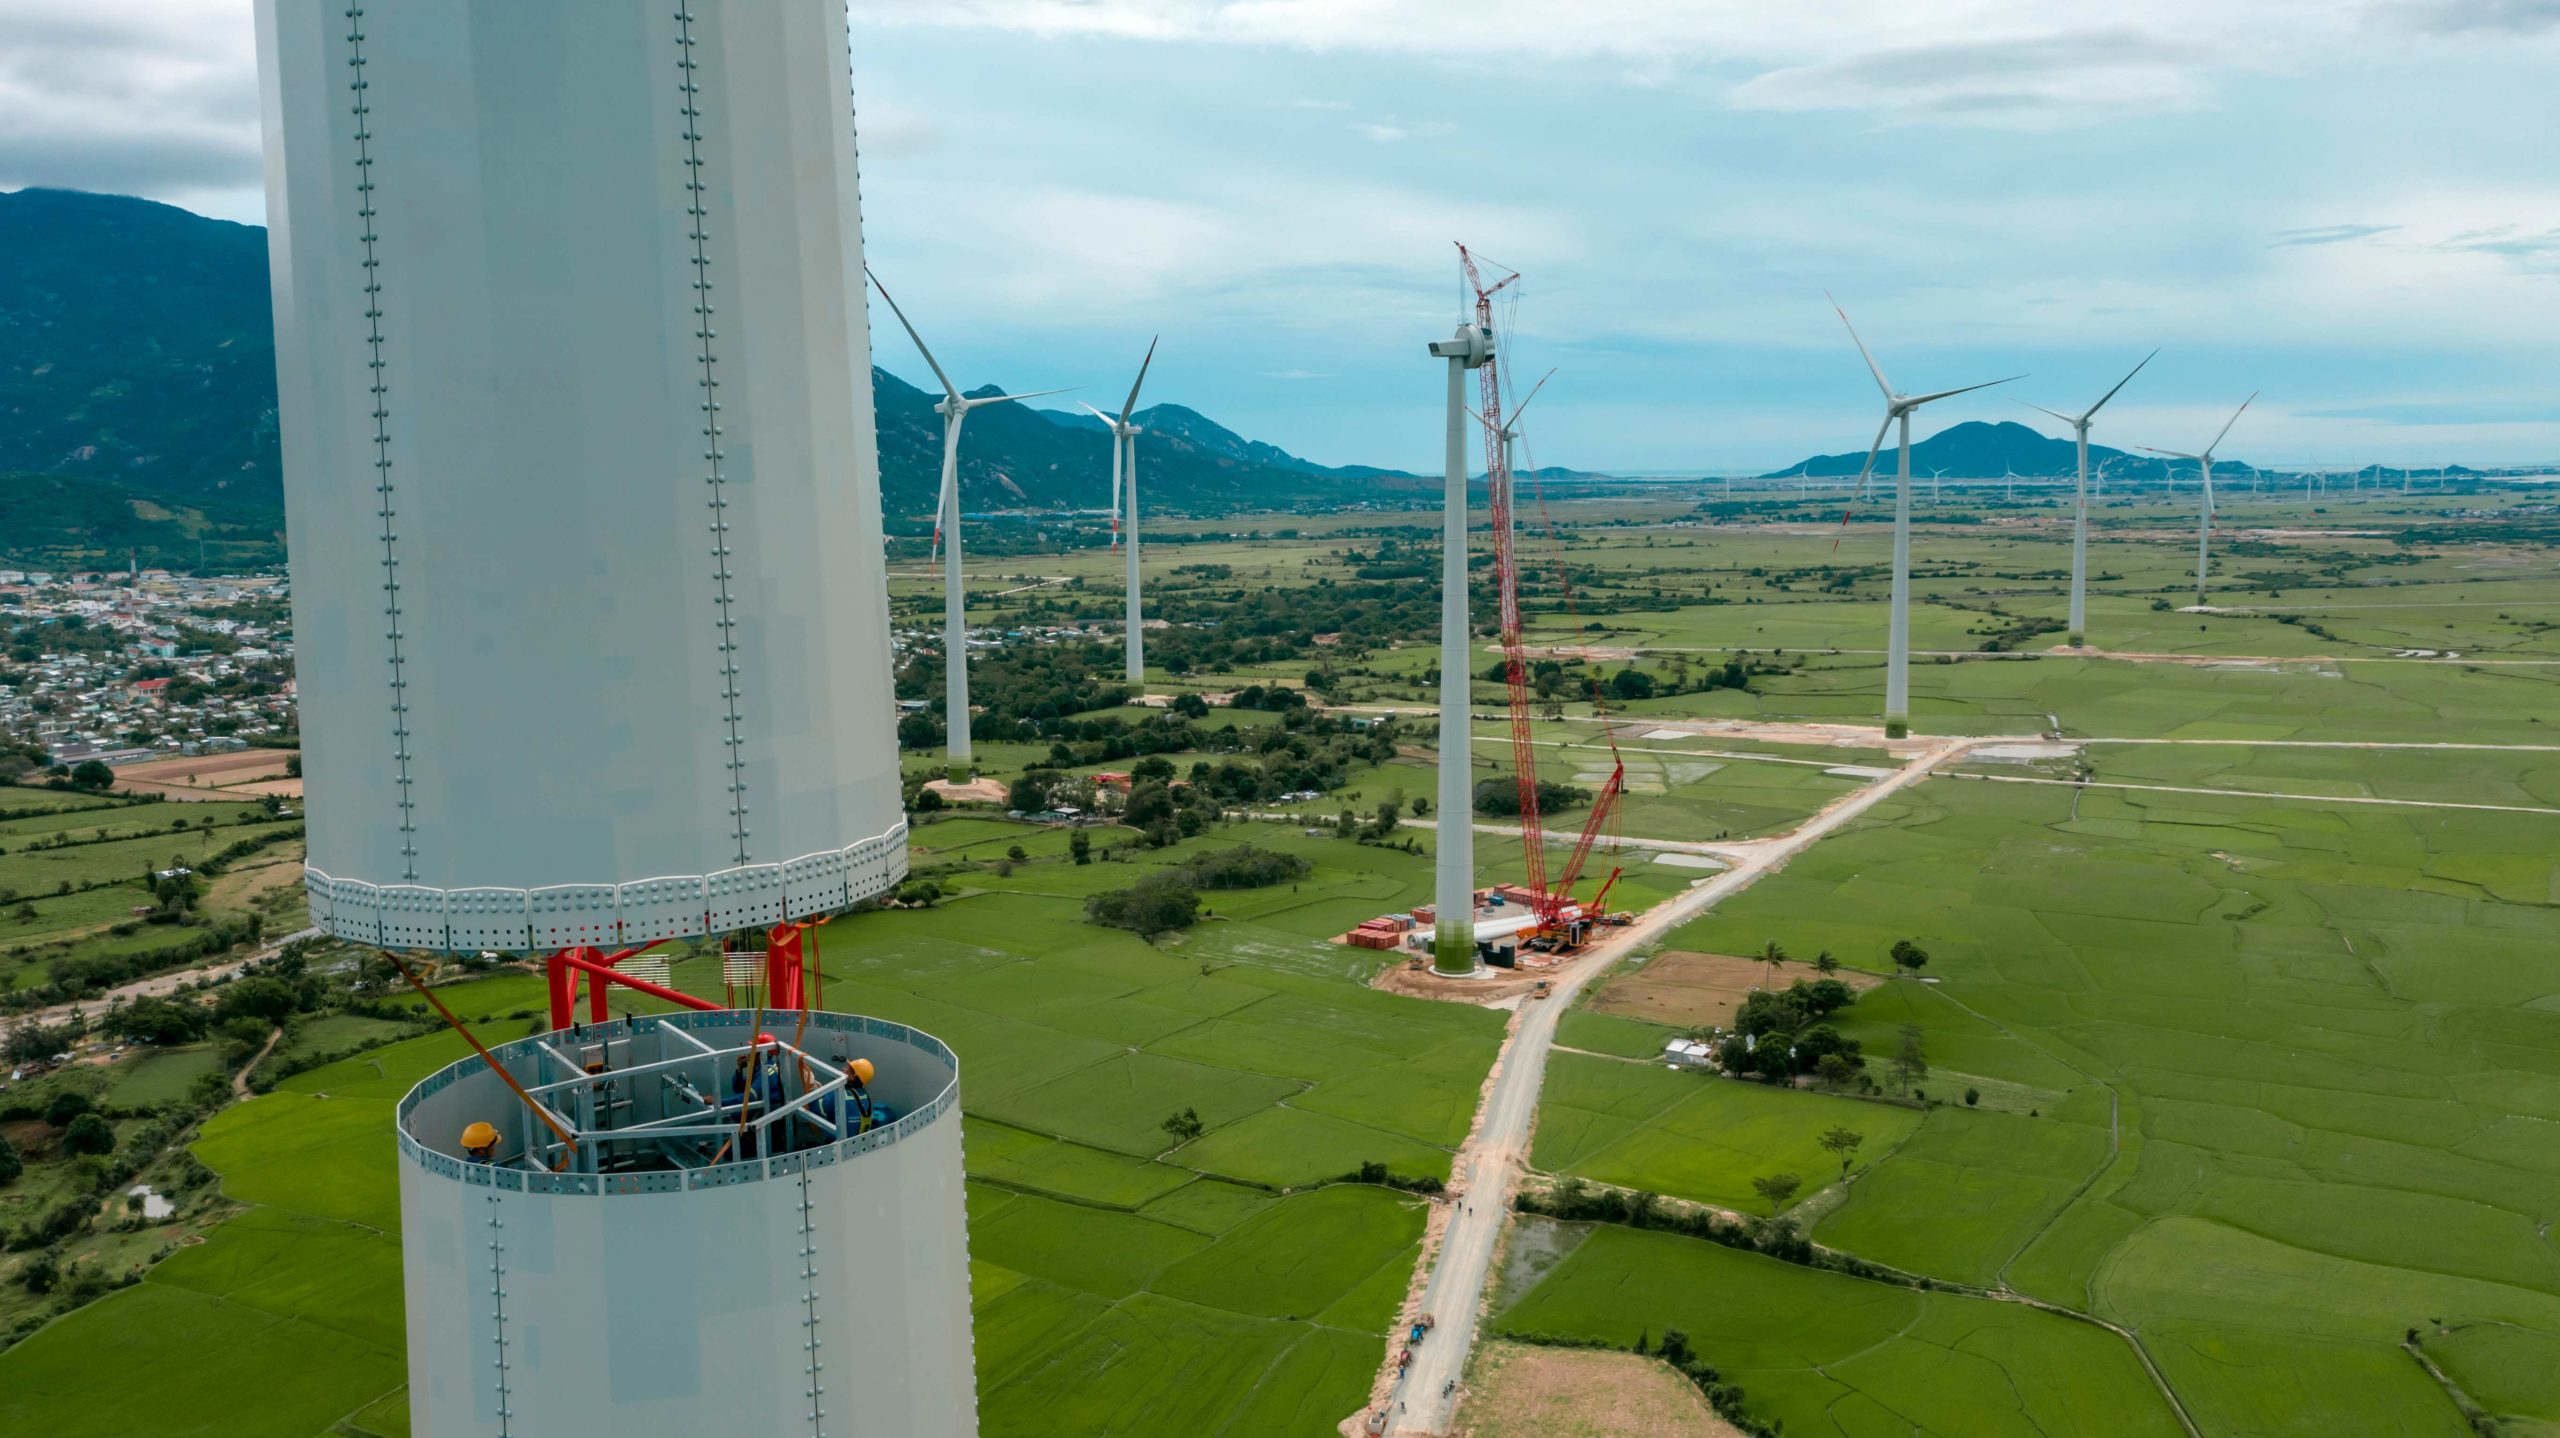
[0,187,1423,562]
[0,190,282,498]
[1762,419,2252,483]
[1039,402,1412,484]
[888,388,1429,519]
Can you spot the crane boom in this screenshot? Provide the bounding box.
[1458,243,1548,904]
[1550,761,1624,915]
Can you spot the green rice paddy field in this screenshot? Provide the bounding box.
[1508,774,2560,1437]
[0,822,1502,1438]
[15,493,2560,1436]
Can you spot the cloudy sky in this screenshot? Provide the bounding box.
[6,1,2559,471]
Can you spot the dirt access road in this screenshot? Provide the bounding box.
[13,926,321,1033]
[1366,733,1994,1436]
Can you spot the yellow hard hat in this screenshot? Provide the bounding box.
[848,1058,875,1085]
[461,1121,500,1150]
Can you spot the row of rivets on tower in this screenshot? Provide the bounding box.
[798,1169,826,1435]
[485,1195,514,1435]
[344,5,418,879]
[675,2,752,867]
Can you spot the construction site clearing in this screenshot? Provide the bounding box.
[110,748,303,803]
[1336,885,1633,967]
[1588,949,1886,1030]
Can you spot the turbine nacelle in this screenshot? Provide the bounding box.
[1429,323,1495,370]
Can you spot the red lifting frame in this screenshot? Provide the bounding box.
[543,923,811,1029]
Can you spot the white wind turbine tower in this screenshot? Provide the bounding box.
[1081,339,1159,684]
[1426,307,1497,973]
[2142,394,2256,611]
[1832,297,2020,738]
[1929,465,1948,504]
[2023,350,2153,647]
[868,268,1071,783]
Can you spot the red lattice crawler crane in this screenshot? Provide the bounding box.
[1457,243,1626,954]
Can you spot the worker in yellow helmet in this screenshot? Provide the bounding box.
[814,1053,882,1139]
[461,1121,500,1164]
[844,1055,889,1134]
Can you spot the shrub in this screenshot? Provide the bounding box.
[1472,776,1589,818]
[1169,845,1312,890]
[43,1091,94,1128]
[1085,875,1199,938]
[61,1112,115,1157]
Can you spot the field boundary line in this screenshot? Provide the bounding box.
[1511,1173,2206,1438]
[2090,737,2560,751]
[2401,1340,2500,1435]
[1945,769,2560,816]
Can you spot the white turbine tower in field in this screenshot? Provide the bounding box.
[1081,339,1159,683]
[867,268,1070,783]
[1832,296,2020,738]
[2143,394,2256,611]
[2023,350,2154,647]
[1427,309,1497,974]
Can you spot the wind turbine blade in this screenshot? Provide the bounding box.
[1908,375,2025,408]
[1119,336,1158,425]
[2017,402,2078,426]
[864,266,958,401]
[1080,402,1121,540]
[1508,367,1558,428]
[2083,348,2158,422]
[1832,414,1893,552]
[1848,415,1892,505]
[1827,293,1895,400]
[2205,391,2258,456]
[966,385,1077,409]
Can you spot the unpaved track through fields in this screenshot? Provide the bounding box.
[15,926,320,1032]
[1363,735,1989,1437]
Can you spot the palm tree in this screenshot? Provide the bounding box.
[1758,938,1789,990]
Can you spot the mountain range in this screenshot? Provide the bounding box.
[1764,419,2243,484]
[0,187,1426,562]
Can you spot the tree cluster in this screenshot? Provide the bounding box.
[893,640,1132,745]
[1472,776,1590,819]
[1166,845,1312,891]
[1083,873,1199,939]
[1714,977,1864,1084]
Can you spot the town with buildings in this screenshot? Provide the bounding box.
[0,567,295,778]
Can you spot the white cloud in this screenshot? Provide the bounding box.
[0,0,260,215]
[856,99,943,158]
[864,0,2411,121]
[1727,31,2218,124]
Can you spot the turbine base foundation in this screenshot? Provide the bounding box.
[1432,927,1477,976]
[1884,718,1910,740]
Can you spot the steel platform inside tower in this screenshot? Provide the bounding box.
[396,1010,975,1437]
